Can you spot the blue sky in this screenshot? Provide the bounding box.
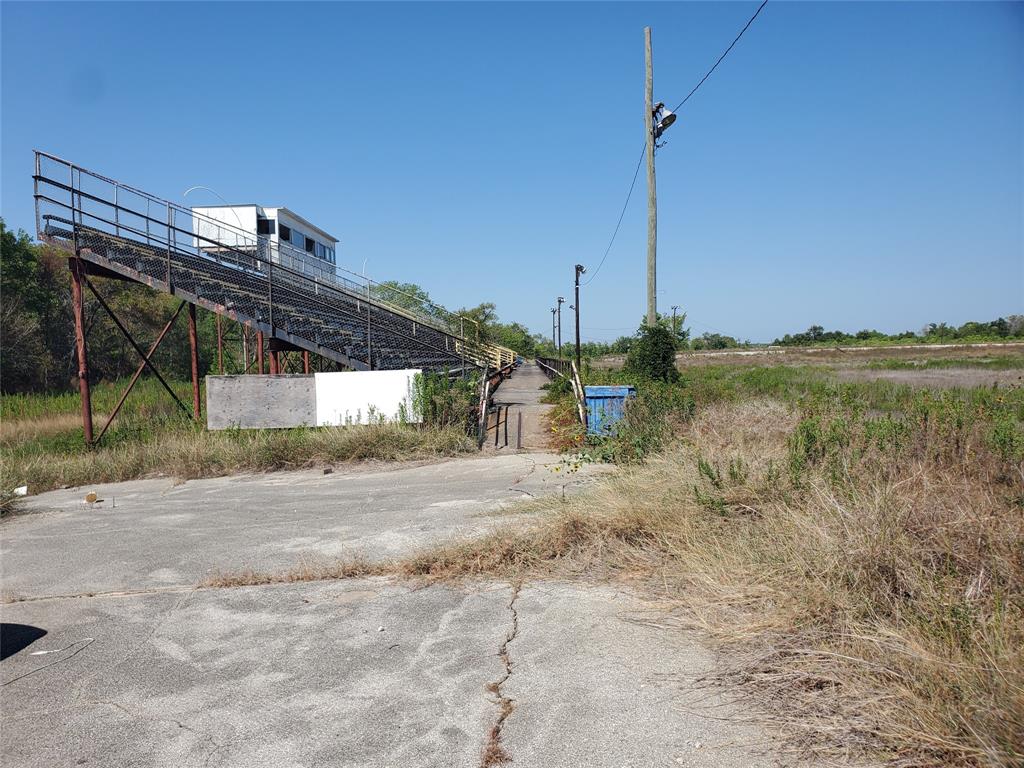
[2,2,1021,343]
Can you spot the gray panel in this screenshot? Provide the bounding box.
[206,375,316,430]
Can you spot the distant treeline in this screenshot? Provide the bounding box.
[773,318,1024,347]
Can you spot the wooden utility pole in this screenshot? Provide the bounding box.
[574,265,585,372]
[644,26,657,326]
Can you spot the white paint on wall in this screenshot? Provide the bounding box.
[314,369,422,426]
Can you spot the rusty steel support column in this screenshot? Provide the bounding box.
[269,350,279,375]
[188,303,201,421]
[216,313,224,374]
[256,331,265,374]
[303,351,311,374]
[70,259,94,445]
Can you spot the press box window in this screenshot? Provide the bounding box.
[305,236,315,253]
[279,224,291,241]
[256,218,275,235]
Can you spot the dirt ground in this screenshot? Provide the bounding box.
[594,342,1024,389]
[593,341,1024,370]
[833,367,1023,388]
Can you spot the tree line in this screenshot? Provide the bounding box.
[773,319,1024,347]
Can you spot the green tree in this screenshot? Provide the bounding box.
[372,280,443,320]
[625,324,679,382]
[492,321,536,357]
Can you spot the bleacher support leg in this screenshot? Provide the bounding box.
[216,314,224,374]
[188,302,201,421]
[70,258,94,446]
[256,331,265,374]
[303,351,311,374]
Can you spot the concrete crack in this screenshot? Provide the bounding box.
[507,456,539,497]
[481,581,521,767]
[88,700,228,766]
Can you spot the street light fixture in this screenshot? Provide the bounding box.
[183,185,246,232]
[652,102,677,140]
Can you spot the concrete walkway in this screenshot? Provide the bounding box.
[1,456,784,767]
[489,361,554,451]
[1,453,601,600]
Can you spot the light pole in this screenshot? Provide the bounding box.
[671,305,680,337]
[644,27,677,325]
[556,297,565,358]
[183,185,246,232]
[574,264,586,372]
[550,308,557,355]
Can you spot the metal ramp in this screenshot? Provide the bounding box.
[33,151,515,374]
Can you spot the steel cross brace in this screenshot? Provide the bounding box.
[81,272,194,424]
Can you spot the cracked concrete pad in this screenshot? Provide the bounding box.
[500,582,776,768]
[2,453,606,600]
[0,579,511,768]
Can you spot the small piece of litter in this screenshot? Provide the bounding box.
[84,492,98,504]
[377,626,385,632]
[13,486,27,496]
[322,468,334,475]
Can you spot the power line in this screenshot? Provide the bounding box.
[582,144,645,287]
[583,1,768,290]
[670,0,769,113]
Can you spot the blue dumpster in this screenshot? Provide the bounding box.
[584,385,637,436]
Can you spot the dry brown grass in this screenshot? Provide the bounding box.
[393,399,1024,766]
[200,557,388,588]
[0,412,109,444]
[5,423,475,495]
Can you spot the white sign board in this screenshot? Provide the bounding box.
[314,369,421,426]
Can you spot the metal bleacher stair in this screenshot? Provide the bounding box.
[33,151,515,374]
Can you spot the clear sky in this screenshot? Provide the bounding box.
[2,1,1021,343]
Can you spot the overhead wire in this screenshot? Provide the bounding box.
[583,0,769,289]
[669,0,769,114]
[581,144,646,287]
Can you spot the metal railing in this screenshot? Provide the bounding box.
[33,151,515,373]
[536,357,572,379]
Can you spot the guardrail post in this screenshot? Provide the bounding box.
[267,253,274,331]
[366,280,373,370]
[166,202,173,293]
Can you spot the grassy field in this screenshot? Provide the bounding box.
[592,341,1024,371]
[1,376,475,504]
[415,361,1023,766]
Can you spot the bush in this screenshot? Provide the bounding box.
[624,325,679,383]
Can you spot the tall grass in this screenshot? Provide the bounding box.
[1,376,476,495]
[411,366,1024,765]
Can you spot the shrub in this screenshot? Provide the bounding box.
[624,324,679,383]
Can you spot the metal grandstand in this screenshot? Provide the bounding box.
[33,151,515,374]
